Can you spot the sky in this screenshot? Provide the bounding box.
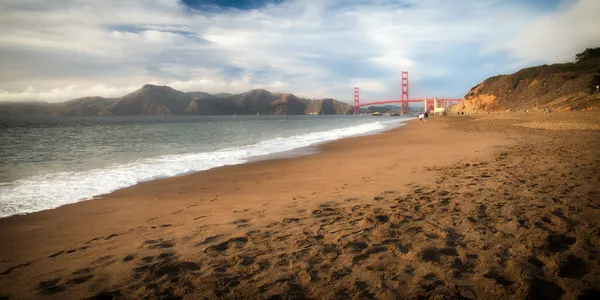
[0,0,599,103]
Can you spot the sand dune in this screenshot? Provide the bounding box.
[1,112,599,299]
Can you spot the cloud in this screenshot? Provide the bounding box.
[0,84,140,103]
[496,0,600,64]
[0,0,598,103]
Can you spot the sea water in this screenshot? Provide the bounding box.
[0,115,409,218]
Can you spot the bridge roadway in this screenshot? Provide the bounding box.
[355,98,462,107]
[352,72,462,114]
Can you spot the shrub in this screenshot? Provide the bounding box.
[589,69,600,94]
[576,48,600,62]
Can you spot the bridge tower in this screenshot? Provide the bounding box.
[353,87,360,115]
[401,71,409,114]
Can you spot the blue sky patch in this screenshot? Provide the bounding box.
[180,0,284,11]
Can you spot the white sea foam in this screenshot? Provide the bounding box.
[0,119,406,218]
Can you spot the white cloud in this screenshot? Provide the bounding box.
[0,84,140,102]
[496,0,600,63]
[0,0,598,103]
[355,81,385,92]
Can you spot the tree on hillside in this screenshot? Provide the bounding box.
[589,69,600,94]
[576,47,600,62]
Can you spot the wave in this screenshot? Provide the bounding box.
[0,119,406,218]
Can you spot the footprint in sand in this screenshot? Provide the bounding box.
[122,255,135,263]
[105,233,121,240]
[36,278,66,295]
[195,234,225,247]
[419,247,458,263]
[526,278,564,300]
[204,237,248,255]
[48,251,65,258]
[558,255,589,279]
[546,234,576,253]
[150,241,175,249]
[0,262,31,275]
[66,268,94,285]
[483,269,516,287]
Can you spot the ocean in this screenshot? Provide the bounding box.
[0,115,409,218]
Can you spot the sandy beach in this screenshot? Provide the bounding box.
[1,112,599,299]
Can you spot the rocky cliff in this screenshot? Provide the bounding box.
[454,48,600,113]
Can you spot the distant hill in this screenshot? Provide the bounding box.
[0,97,118,117]
[454,47,600,113]
[0,86,354,117]
[226,89,304,115]
[62,97,117,116]
[185,91,241,115]
[0,101,56,117]
[212,93,233,98]
[306,98,353,115]
[109,84,193,115]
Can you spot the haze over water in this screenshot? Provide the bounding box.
[0,115,409,218]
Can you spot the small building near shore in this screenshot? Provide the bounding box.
[433,106,446,114]
[424,97,448,115]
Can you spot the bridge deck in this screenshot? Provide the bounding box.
[357,99,462,107]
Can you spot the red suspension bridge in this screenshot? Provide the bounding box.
[353,71,463,115]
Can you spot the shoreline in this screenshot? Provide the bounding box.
[1,112,599,299]
[0,115,499,250]
[0,116,409,220]
[0,115,508,274]
[246,119,409,163]
[0,118,409,221]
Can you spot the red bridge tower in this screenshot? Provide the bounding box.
[352,71,462,115]
[401,71,409,114]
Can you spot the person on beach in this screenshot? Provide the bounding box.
[418,113,423,122]
[424,111,429,121]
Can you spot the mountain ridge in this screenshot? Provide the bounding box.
[0,86,354,117]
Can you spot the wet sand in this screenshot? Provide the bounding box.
[0,111,599,299]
